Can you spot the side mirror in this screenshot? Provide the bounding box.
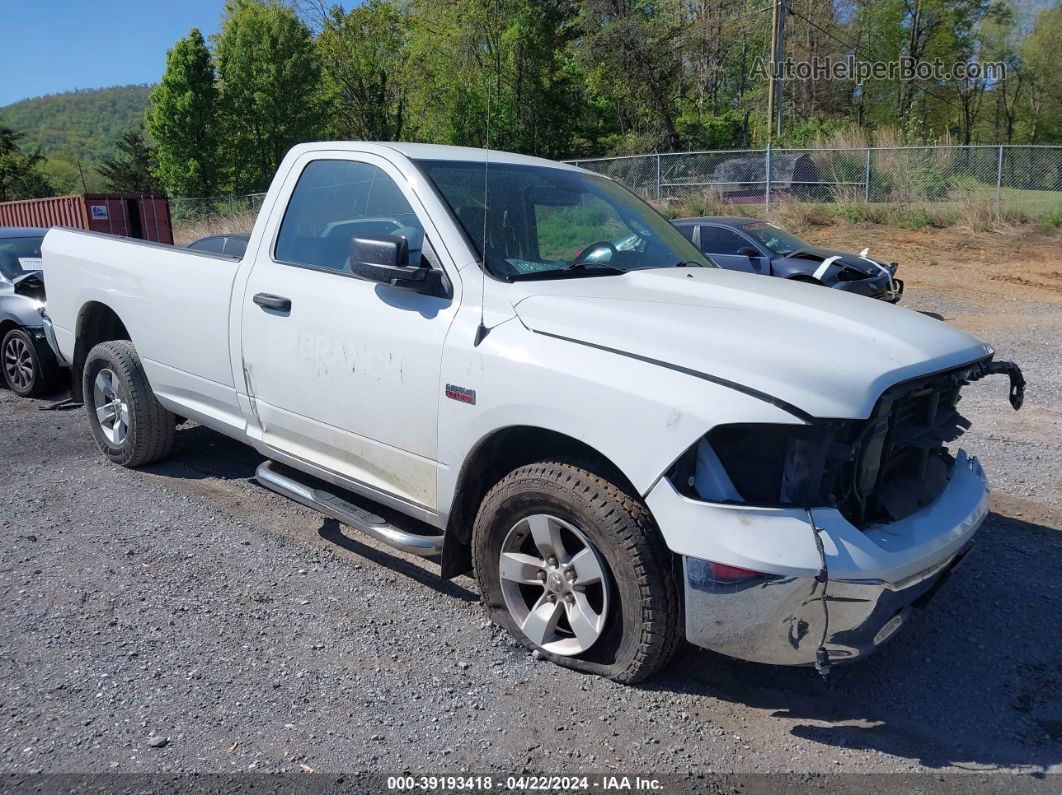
[736,246,759,258]
[349,234,443,295]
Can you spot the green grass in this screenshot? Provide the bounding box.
[654,188,1062,234]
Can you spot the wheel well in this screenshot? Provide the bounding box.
[71,302,130,403]
[441,426,638,579]
[0,319,19,340]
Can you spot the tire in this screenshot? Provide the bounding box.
[2,327,60,398]
[82,340,175,467]
[472,461,682,683]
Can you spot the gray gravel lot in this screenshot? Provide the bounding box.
[1,287,1060,785]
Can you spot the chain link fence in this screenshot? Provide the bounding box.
[169,193,267,244]
[168,146,1062,241]
[569,145,1062,222]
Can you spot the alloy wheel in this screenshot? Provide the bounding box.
[3,335,34,392]
[92,368,130,445]
[498,513,611,656]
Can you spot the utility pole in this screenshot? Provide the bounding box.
[765,0,787,140]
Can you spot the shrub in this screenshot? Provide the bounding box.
[1036,205,1062,230]
[834,202,885,225]
[887,205,937,230]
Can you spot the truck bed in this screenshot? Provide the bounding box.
[42,228,246,433]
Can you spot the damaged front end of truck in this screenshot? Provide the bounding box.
[659,355,1025,672]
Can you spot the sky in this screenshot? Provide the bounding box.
[0,0,228,107]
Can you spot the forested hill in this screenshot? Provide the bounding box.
[0,85,152,192]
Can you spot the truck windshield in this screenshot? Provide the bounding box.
[415,160,714,280]
[0,236,44,281]
[740,222,807,256]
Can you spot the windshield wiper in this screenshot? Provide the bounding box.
[508,262,627,281]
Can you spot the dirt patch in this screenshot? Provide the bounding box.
[991,273,1062,294]
[991,492,1062,532]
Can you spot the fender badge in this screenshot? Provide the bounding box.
[445,384,476,405]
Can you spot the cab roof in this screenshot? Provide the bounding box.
[289,141,586,172]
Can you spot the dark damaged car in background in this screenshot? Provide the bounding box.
[673,216,903,302]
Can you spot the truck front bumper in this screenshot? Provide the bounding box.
[645,450,988,666]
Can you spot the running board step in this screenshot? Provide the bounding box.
[255,460,444,557]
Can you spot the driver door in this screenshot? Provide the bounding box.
[240,153,458,511]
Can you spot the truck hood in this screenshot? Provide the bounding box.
[510,267,989,419]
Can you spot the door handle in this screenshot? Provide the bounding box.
[253,293,292,312]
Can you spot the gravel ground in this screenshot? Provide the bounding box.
[1,285,1060,787]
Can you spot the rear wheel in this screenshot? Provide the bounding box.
[472,461,681,683]
[83,340,174,467]
[2,327,60,397]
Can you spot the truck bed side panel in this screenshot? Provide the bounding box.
[43,229,244,432]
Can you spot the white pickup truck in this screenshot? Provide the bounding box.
[40,142,1025,682]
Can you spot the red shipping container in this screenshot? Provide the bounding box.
[0,193,173,244]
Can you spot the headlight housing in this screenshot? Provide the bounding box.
[669,422,856,507]
[836,266,868,281]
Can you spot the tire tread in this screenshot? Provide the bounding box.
[473,460,682,683]
[83,340,174,467]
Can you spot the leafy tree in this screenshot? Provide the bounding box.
[404,0,583,159]
[97,128,162,193]
[0,126,54,202]
[215,0,322,192]
[40,157,85,194]
[575,0,686,152]
[1021,4,1062,144]
[147,29,223,197]
[317,0,409,141]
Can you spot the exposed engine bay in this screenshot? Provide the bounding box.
[669,356,1025,528]
[11,272,46,302]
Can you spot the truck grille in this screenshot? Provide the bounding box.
[847,364,974,527]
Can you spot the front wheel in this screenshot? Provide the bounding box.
[472,461,682,683]
[2,327,60,397]
[83,340,175,467]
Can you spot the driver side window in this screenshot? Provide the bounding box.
[699,226,751,256]
[275,159,424,272]
[533,194,630,262]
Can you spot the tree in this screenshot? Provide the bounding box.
[0,126,54,202]
[1021,4,1062,144]
[575,0,687,152]
[147,28,222,197]
[215,0,322,192]
[97,128,162,193]
[404,0,584,158]
[317,0,409,141]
